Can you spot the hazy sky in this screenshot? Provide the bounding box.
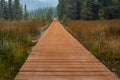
[20,0,58,11]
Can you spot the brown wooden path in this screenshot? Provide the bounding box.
[15,19,117,80]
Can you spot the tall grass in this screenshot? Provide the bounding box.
[66,20,120,78]
[0,21,45,80]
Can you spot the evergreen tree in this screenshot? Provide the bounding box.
[57,0,120,20]
[24,4,28,20]
[0,0,24,20]
[8,0,13,20]
[46,8,53,22]
[29,7,57,20]
[1,0,5,19]
[81,0,94,20]
[98,0,112,7]
[75,0,82,19]
[57,0,65,20]
[98,0,120,19]
[19,5,23,19]
[66,0,77,20]
[14,0,22,20]
[4,1,8,19]
[0,0,3,19]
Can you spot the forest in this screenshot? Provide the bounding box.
[0,0,56,21]
[0,0,29,20]
[57,0,120,20]
[29,7,57,21]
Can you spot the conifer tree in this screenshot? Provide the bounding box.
[46,8,53,22]
[8,0,13,20]
[24,4,29,20]
[57,0,65,20]
[0,0,3,19]
[14,0,22,20]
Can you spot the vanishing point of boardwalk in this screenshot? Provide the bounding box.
[15,19,117,80]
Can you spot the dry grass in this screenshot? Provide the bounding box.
[66,20,120,78]
[0,21,46,80]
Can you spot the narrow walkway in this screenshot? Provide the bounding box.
[15,19,117,80]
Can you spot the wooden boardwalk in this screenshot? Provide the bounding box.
[15,19,117,80]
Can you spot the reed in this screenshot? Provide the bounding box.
[66,20,120,78]
[0,21,45,80]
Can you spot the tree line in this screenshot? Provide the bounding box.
[0,0,28,20]
[57,0,120,20]
[29,7,57,21]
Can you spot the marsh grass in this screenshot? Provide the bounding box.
[66,20,120,78]
[0,21,45,80]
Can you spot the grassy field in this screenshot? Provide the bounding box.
[66,20,120,78]
[0,21,47,80]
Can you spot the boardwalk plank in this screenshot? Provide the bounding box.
[14,19,117,80]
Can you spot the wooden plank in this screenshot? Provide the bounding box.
[14,19,117,80]
[15,76,116,80]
